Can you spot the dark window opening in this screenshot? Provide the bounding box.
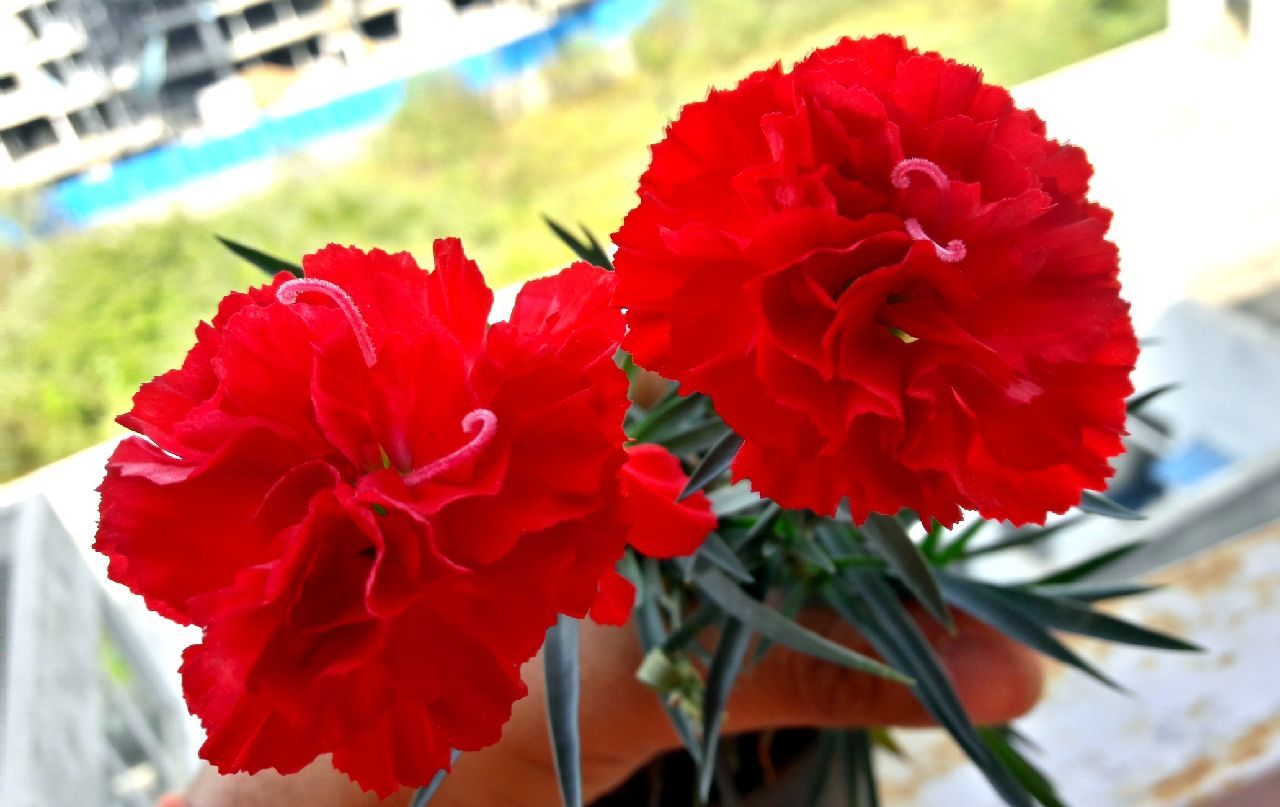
[160,69,218,123]
[2,118,60,159]
[303,36,321,59]
[40,61,66,86]
[294,0,323,14]
[244,2,279,31]
[17,9,39,37]
[216,16,234,41]
[0,75,17,93]
[260,45,296,68]
[69,107,105,138]
[449,0,492,9]
[360,11,399,41]
[166,24,203,59]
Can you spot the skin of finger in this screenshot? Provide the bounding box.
[177,609,1042,807]
[430,609,1042,806]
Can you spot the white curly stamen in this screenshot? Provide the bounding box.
[904,219,968,263]
[277,278,378,367]
[403,409,498,486]
[892,157,967,263]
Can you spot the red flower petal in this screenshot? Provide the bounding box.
[620,443,717,558]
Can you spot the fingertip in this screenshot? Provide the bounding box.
[941,628,1045,724]
[156,794,187,807]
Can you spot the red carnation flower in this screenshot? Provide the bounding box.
[96,241,633,796]
[614,35,1137,527]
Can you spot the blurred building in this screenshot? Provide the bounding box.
[0,0,588,192]
[1,494,189,807]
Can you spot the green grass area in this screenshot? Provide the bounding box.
[0,0,1166,481]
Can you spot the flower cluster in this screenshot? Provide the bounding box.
[614,35,1138,527]
[96,241,711,795]
[96,32,1141,802]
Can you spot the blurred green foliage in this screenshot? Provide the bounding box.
[0,0,1165,481]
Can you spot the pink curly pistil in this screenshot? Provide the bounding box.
[403,409,498,486]
[892,157,967,264]
[277,278,378,367]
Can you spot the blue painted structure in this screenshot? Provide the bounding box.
[42,0,659,229]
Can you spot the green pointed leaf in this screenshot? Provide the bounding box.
[408,750,462,807]
[215,235,302,277]
[542,215,613,269]
[1127,383,1179,414]
[695,568,910,683]
[937,575,1125,690]
[740,503,782,548]
[635,561,702,761]
[663,419,733,454]
[920,520,945,560]
[678,431,744,501]
[1078,491,1144,520]
[824,573,1034,807]
[843,729,881,807]
[1028,541,1146,586]
[860,514,952,630]
[544,616,583,807]
[696,532,755,583]
[950,577,1199,652]
[699,617,752,802]
[961,518,1081,560]
[706,482,764,518]
[628,391,707,441]
[936,519,989,565]
[1036,582,1160,603]
[979,728,1066,807]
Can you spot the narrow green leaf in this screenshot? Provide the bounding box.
[860,514,952,630]
[949,576,1199,652]
[804,732,840,807]
[635,560,702,762]
[740,503,782,548]
[696,532,755,583]
[544,616,583,807]
[936,519,989,565]
[659,603,719,655]
[843,730,881,807]
[629,391,706,442]
[678,431,744,501]
[542,215,613,269]
[696,568,910,683]
[1028,541,1146,587]
[699,618,752,802]
[961,518,1081,560]
[1078,491,1144,521]
[408,750,462,807]
[1127,383,1179,414]
[663,419,733,454]
[706,482,764,518]
[823,575,1033,807]
[937,575,1125,690]
[920,520,945,560]
[979,728,1066,807]
[215,235,302,277]
[1036,582,1159,603]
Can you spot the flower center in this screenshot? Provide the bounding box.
[403,409,498,486]
[890,157,967,264]
[277,278,378,367]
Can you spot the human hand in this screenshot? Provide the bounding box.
[164,609,1041,806]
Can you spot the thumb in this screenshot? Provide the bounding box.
[722,609,1043,735]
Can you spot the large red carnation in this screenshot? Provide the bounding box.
[96,241,637,795]
[614,35,1138,527]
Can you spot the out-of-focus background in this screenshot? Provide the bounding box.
[1,1,1278,805]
